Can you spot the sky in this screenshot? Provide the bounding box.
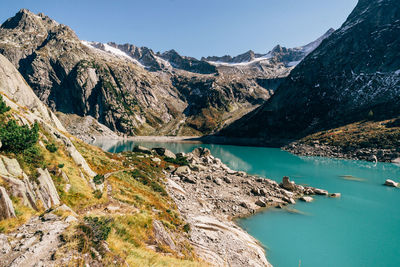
[0,0,358,58]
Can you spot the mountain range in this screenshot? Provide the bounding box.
[0,9,332,137]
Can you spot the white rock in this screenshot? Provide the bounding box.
[0,186,16,220]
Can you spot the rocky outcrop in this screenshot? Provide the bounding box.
[164,147,332,266]
[0,186,16,220]
[220,0,400,142]
[0,214,69,267]
[0,9,276,136]
[0,155,61,211]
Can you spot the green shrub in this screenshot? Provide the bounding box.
[0,95,10,114]
[183,223,191,233]
[92,189,103,199]
[93,174,105,185]
[164,156,189,166]
[45,143,58,153]
[58,163,65,168]
[0,120,39,152]
[21,145,44,167]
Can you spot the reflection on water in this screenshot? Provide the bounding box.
[93,139,400,267]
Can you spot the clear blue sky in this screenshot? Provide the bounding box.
[0,0,358,58]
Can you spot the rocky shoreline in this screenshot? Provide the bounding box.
[284,141,400,163]
[163,147,335,267]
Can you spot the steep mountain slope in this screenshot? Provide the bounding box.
[0,53,206,266]
[0,9,270,136]
[220,0,400,143]
[0,9,332,137]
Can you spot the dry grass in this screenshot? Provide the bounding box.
[300,118,400,149]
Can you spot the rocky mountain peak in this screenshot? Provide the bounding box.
[1,8,59,31]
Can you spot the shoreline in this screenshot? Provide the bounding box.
[94,135,400,164]
[162,147,333,266]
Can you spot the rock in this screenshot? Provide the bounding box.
[61,171,70,182]
[281,176,296,191]
[151,157,161,164]
[152,220,176,251]
[384,179,398,187]
[133,145,152,154]
[41,213,58,221]
[223,176,232,184]
[300,196,314,202]
[0,186,16,220]
[175,166,191,176]
[0,234,11,254]
[239,202,250,208]
[283,196,296,204]
[36,168,61,209]
[314,188,329,196]
[183,176,196,184]
[213,178,223,185]
[53,204,77,216]
[251,188,261,196]
[369,155,378,163]
[65,215,78,223]
[153,147,176,159]
[255,198,267,207]
[330,193,341,198]
[176,152,186,158]
[1,156,23,177]
[190,164,207,172]
[165,165,176,172]
[192,147,211,158]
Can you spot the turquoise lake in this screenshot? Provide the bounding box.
[94,139,400,267]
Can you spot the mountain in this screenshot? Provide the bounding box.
[0,9,332,137]
[202,28,334,67]
[220,0,400,143]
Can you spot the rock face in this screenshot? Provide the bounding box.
[164,147,332,267]
[0,186,16,220]
[220,0,400,142]
[0,9,333,137]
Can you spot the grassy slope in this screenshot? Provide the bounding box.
[0,107,204,266]
[298,117,400,150]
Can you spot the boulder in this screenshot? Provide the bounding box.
[213,178,223,185]
[183,176,196,184]
[384,179,399,187]
[153,220,176,251]
[1,156,23,177]
[133,145,152,154]
[223,176,232,184]
[175,166,191,176]
[281,176,296,191]
[192,147,211,158]
[300,196,314,202]
[164,150,176,159]
[255,198,267,207]
[152,157,161,164]
[330,193,341,198]
[0,186,15,220]
[165,165,176,172]
[0,234,11,254]
[36,168,61,209]
[314,188,329,196]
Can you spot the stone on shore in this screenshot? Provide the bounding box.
[175,166,191,176]
[133,145,151,154]
[152,147,176,159]
[281,176,296,191]
[314,188,329,195]
[300,196,314,202]
[384,179,399,187]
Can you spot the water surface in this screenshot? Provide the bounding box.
[94,139,400,267]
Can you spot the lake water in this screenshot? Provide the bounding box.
[93,139,400,267]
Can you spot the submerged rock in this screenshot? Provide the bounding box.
[300,196,314,202]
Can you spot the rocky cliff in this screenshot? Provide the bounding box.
[0,9,332,137]
[220,0,400,143]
